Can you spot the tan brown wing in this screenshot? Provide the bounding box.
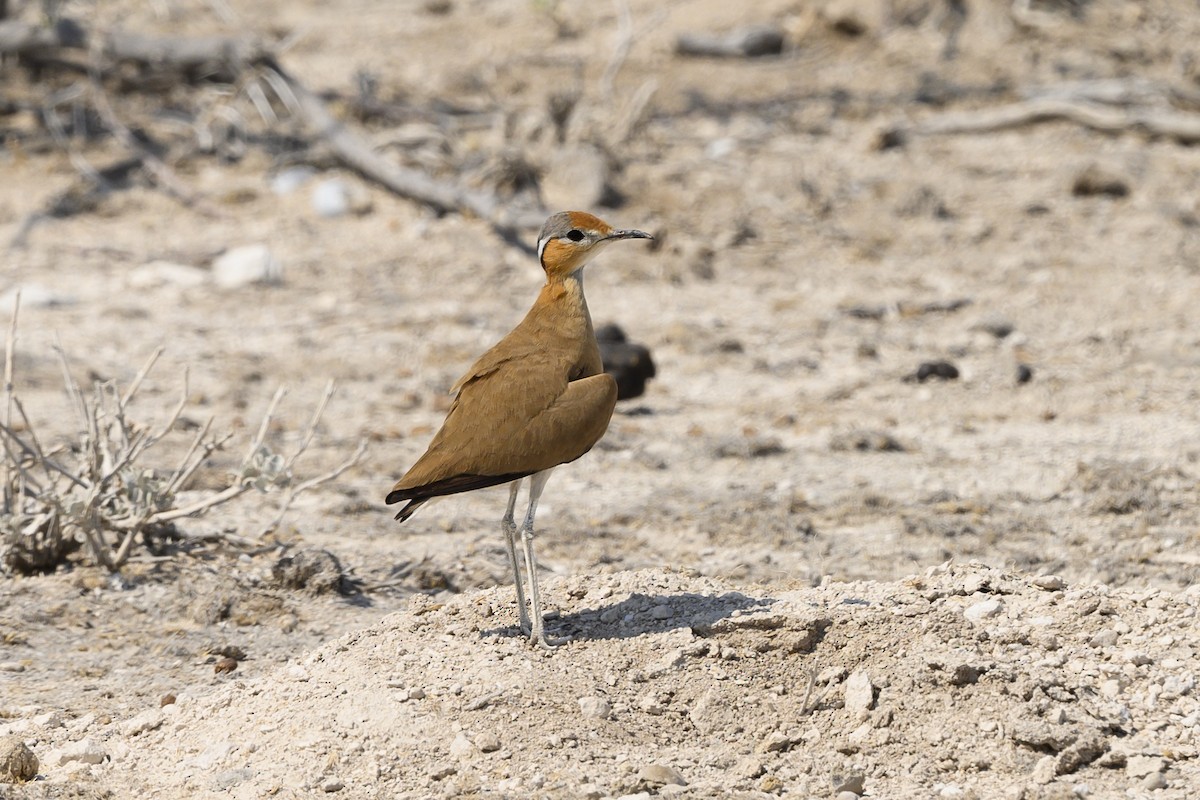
[388,356,616,502]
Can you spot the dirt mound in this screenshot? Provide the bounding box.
[8,564,1196,798]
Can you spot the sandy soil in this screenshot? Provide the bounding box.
[2,0,1200,797]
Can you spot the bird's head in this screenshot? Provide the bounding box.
[536,211,652,280]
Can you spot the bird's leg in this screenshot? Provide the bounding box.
[520,470,565,649]
[502,479,531,636]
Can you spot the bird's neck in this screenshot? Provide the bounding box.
[537,273,595,336]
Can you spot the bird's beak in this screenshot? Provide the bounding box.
[605,229,653,242]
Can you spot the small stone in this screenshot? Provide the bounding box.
[1072,164,1130,198]
[638,764,686,787]
[270,166,315,195]
[578,696,611,720]
[759,774,783,793]
[119,709,164,736]
[1126,755,1167,778]
[1089,630,1119,648]
[758,730,792,753]
[32,711,63,728]
[1033,575,1064,591]
[312,179,351,217]
[51,738,107,766]
[0,662,25,673]
[321,778,345,792]
[214,657,238,674]
[429,764,456,780]
[964,599,1004,623]
[449,731,475,758]
[1142,772,1168,790]
[914,360,960,382]
[650,604,674,620]
[1017,364,1034,384]
[844,669,875,717]
[160,694,177,707]
[213,244,282,289]
[2,736,38,782]
[836,793,860,800]
[733,756,766,778]
[475,733,501,753]
[1032,754,1057,784]
[834,774,866,795]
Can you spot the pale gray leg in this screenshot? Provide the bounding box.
[519,469,564,649]
[501,479,531,635]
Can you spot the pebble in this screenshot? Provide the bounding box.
[1,284,74,311]
[49,737,107,766]
[119,709,164,736]
[844,669,875,717]
[638,764,686,787]
[270,166,315,194]
[1033,575,1065,591]
[1032,754,1057,784]
[1125,755,1167,778]
[2,736,38,782]
[650,604,674,620]
[964,599,1004,622]
[475,733,501,753]
[321,778,345,792]
[213,244,282,289]
[1142,772,1168,790]
[578,696,612,720]
[311,178,372,217]
[33,711,63,728]
[758,730,792,753]
[0,662,26,673]
[449,731,475,758]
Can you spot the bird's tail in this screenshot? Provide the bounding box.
[386,491,428,522]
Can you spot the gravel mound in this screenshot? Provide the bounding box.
[10,564,1198,798]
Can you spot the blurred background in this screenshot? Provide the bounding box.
[2,0,1200,601]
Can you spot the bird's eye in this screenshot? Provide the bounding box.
[566,229,585,242]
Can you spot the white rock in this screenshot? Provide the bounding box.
[271,166,315,195]
[50,737,108,766]
[119,708,164,736]
[1033,575,1065,591]
[213,245,282,289]
[965,598,1004,622]
[0,284,75,312]
[449,731,475,758]
[1126,755,1167,778]
[578,696,611,720]
[1032,754,1057,784]
[128,261,209,289]
[33,711,64,728]
[844,669,875,717]
[312,179,351,217]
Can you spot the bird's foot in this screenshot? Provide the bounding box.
[529,624,568,650]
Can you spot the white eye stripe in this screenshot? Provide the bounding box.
[537,236,549,260]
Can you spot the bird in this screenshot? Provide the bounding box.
[387,211,653,649]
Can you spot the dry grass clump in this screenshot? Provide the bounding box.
[0,297,364,574]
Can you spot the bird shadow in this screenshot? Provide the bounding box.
[481,589,777,643]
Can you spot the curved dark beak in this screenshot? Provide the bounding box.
[606,229,653,242]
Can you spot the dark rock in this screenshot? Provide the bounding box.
[830,430,906,453]
[597,323,657,401]
[1017,364,1034,384]
[272,548,346,595]
[912,360,959,382]
[675,25,785,58]
[1072,165,1130,198]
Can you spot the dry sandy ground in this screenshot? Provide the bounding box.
[3,0,1200,797]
